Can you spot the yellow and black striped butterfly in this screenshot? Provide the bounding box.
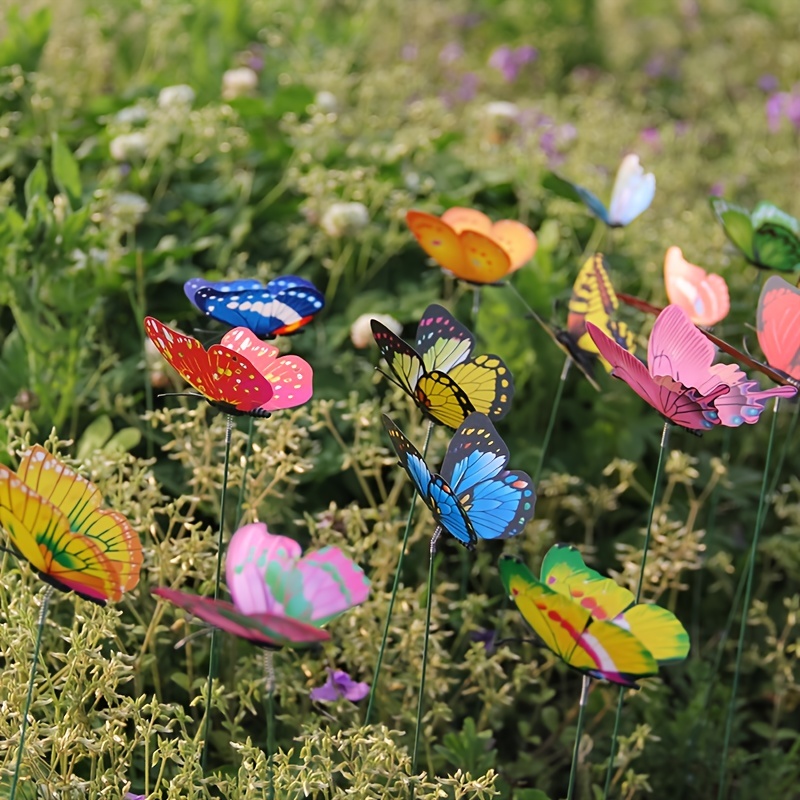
[371,304,514,428]
[528,254,635,390]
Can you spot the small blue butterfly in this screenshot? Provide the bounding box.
[546,154,655,228]
[184,276,325,338]
[382,413,536,550]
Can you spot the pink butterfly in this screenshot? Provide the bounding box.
[588,305,796,430]
[663,246,730,327]
[152,523,370,647]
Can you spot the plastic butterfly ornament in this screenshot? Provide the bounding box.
[710,198,800,272]
[528,253,635,390]
[406,207,537,285]
[0,446,142,604]
[588,305,796,432]
[144,318,313,417]
[757,275,800,384]
[544,154,655,227]
[153,522,370,648]
[500,545,689,687]
[382,413,536,550]
[185,275,325,338]
[371,303,514,428]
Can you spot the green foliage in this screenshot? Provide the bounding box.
[0,0,799,797]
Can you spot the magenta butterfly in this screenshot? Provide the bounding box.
[153,522,370,648]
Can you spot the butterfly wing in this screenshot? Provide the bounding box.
[152,587,329,647]
[184,278,262,306]
[0,464,127,604]
[751,202,800,272]
[457,230,514,284]
[607,154,655,227]
[406,210,472,278]
[144,317,275,414]
[664,246,730,327]
[439,414,536,540]
[567,254,635,369]
[490,220,538,271]
[415,371,476,428]
[440,207,493,234]
[448,354,515,420]
[17,446,142,595]
[382,415,476,547]
[220,327,313,411]
[540,543,634,621]
[414,303,475,372]
[371,319,426,398]
[542,171,611,225]
[757,276,800,381]
[500,556,659,686]
[710,198,756,262]
[587,322,723,431]
[615,603,690,665]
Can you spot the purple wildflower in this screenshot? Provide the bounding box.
[124,794,146,800]
[758,74,779,92]
[488,45,538,82]
[439,42,464,65]
[639,127,662,151]
[401,43,418,62]
[709,182,725,198]
[455,72,480,102]
[766,92,788,132]
[310,669,369,703]
[470,629,497,655]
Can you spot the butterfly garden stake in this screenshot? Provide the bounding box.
[382,413,536,772]
[587,305,796,798]
[500,546,689,800]
[0,447,143,800]
[366,305,515,722]
[520,254,635,480]
[154,522,370,796]
[143,318,314,767]
[405,207,536,320]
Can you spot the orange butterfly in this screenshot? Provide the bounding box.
[0,446,142,604]
[406,207,537,284]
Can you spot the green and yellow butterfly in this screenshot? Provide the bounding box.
[711,198,800,273]
[528,254,635,390]
[500,545,689,687]
[370,303,514,428]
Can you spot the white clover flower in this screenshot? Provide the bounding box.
[109,131,149,162]
[314,90,338,113]
[222,67,258,100]
[350,313,402,349]
[115,105,149,125]
[484,101,520,121]
[158,84,195,109]
[111,192,150,226]
[320,201,370,237]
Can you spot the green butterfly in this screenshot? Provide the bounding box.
[710,198,800,272]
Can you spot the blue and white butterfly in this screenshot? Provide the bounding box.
[546,154,655,228]
[184,275,325,338]
[382,413,536,550]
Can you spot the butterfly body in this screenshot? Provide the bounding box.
[371,304,513,428]
[383,413,536,549]
[0,446,142,604]
[185,275,325,338]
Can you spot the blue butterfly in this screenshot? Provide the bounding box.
[546,154,655,228]
[184,276,325,338]
[382,413,536,550]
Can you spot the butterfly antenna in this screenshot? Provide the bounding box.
[173,626,214,649]
[157,391,206,400]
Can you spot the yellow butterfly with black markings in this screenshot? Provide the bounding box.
[370,303,514,428]
[528,253,635,390]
